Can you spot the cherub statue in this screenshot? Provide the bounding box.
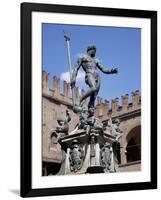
[87,107,103,132]
[110,118,122,142]
[78,107,103,135]
[52,110,71,144]
[77,108,89,130]
[109,118,122,171]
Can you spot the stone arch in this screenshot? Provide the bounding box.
[120,120,140,147]
[125,125,141,163]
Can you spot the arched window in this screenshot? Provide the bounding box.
[126,125,141,163]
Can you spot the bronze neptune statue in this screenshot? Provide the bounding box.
[71,45,117,112]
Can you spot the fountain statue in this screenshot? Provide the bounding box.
[52,33,122,174]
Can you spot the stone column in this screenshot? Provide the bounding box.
[110,147,114,172]
[64,148,71,175]
[81,144,91,172]
[90,135,96,166]
[120,129,127,164]
[120,146,127,164]
[95,143,100,166]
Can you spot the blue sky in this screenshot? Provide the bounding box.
[42,23,141,103]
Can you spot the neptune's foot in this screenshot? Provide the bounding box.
[73,105,83,113]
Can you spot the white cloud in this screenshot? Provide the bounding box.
[60,71,70,83]
[75,53,85,59]
[60,70,85,83]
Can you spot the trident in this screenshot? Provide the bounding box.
[64,31,75,106]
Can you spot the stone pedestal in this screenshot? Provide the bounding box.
[60,128,119,175]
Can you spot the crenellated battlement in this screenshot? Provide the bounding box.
[95,90,141,121]
[42,70,141,118]
[42,71,86,105]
